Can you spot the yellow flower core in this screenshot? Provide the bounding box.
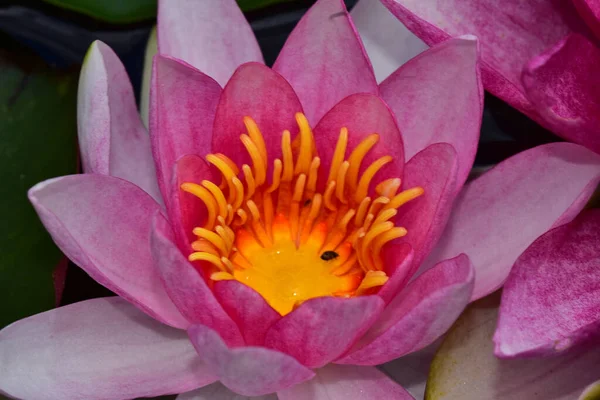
[182,113,423,316]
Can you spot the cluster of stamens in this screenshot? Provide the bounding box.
[181,113,423,315]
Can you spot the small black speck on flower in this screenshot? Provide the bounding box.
[320,251,339,261]
[304,199,312,207]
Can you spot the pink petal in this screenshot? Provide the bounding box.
[380,37,482,188]
[29,174,188,328]
[312,93,404,187]
[177,383,277,399]
[522,34,600,155]
[157,0,263,86]
[494,209,600,358]
[264,296,384,368]
[211,62,304,168]
[0,297,215,400]
[273,0,378,124]
[380,0,584,120]
[277,364,414,400]
[426,142,600,301]
[377,243,414,303]
[350,0,427,83]
[150,55,221,205]
[150,213,243,345]
[78,41,161,203]
[573,0,600,39]
[337,254,474,365]
[427,294,600,400]
[214,280,281,346]
[188,324,314,396]
[396,143,458,269]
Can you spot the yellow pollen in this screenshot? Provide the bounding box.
[182,113,423,315]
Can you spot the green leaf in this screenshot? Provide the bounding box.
[0,49,78,328]
[237,0,296,11]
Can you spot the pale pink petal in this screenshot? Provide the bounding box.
[427,294,600,400]
[150,213,243,345]
[188,324,314,396]
[211,62,304,168]
[573,0,600,39]
[426,142,600,301]
[214,280,281,346]
[522,34,600,155]
[0,298,215,400]
[29,174,188,328]
[312,93,404,187]
[494,209,600,358]
[380,0,584,121]
[78,41,161,203]
[277,364,414,400]
[177,383,277,400]
[273,0,378,124]
[396,143,458,269]
[157,0,263,86]
[150,55,221,204]
[337,254,473,365]
[380,37,482,188]
[350,0,427,83]
[264,296,384,368]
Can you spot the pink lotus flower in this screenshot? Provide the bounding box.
[1,0,600,399]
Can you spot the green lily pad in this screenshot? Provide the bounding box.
[0,48,78,328]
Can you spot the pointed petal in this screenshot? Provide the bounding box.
[350,0,427,83]
[522,34,600,155]
[157,0,263,86]
[0,298,215,400]
[380,37,482,188]
[494,209,600,358]
[273,0,378,124]
[573,0,600,39]
[78,41,161,203]
[177,383,277,400]
[278,364,414,400]
[150,55,221,204]
[426,142,600,301]
[211,62,304,167]
[151,213,243,345]
[380,0,584,120]
[141,26,157,128]
[312,93,404,186]
[188,324,314,396]
[337,254,473,365]
[214,280,281,346]
[377,243,414,303]
[264,296,384,368]
[426,294,600,400]
[28,174,188,328]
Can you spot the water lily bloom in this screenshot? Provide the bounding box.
[2,0,600,399]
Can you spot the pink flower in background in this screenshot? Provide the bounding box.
[1,0,600,399]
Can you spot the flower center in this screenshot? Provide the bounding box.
[182,113,423,315]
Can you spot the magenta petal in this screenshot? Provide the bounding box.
[151,213,243,345]
[29,174,188,328]
[157,0,263,86]
[351,0,427,83]
[264,296,384,368]
[573,0,600,39]
[337,254,473,365]
[377,243,414,303]
[177,382,278,399]
[78,41,161,202]
[313,93,404,186]
[0,298,215,400]
[278,364,414,400]
[427,142,600,301]
[494,209,600,358]
[380,37,481,188]
[522,34,600,155]
[273,0,378,124]
[380,0,584,120]
[150,55,221,204]
[214,280,281,346]
[211,63,304,167]
[397,143,458,268]
[188,324,314,396]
